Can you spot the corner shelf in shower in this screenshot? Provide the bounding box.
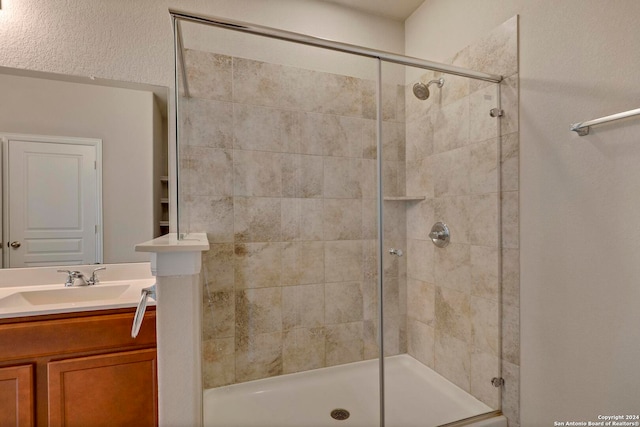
[383,196,426,201]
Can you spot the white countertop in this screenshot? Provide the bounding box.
[0,263,156,319]
[0,278,156,319]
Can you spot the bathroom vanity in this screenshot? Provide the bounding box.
[0,307,157,427]
[0,264,158,427]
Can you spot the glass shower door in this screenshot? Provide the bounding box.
[175,18,385,426]
[380,59,503,425]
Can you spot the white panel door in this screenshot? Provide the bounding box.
[5,136,101,268]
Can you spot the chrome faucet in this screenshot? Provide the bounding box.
[58,267,107,287]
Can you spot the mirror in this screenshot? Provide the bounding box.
[0,66,169,268]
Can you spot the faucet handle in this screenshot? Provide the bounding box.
[57,270,74,287]
[89,266,107,285]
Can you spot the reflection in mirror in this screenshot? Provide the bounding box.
[0,66,169,268]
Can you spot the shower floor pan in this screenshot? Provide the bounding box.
[204,354,507,427]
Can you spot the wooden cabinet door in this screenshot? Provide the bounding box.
[0,364,34,427]
[47,349,157,427]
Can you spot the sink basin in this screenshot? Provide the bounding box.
[0,285,130,308]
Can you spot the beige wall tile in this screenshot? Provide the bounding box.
[202,290,235,340]
[324,240,363,283]
[441,73,470,110]
[282,154,323,198]
[468,15,518,81]
[435,243,471,293]
[434,196,470,244]
[500,74,519,135]
[470,245,499,302]
[435,286,471,342]
[182,195,234,243]
[501,132,519,192]
[406,238,434,283]
[471,296,500,356]
[235,332,283,383]
[234,242,282,289]
[502,303,520,365]
[235,288,282,336]
[282,284,324,330]
[469,85,500,144]
[501,191,519,249]
[325,322,364,366]
[406,199,435,241]
[184,49,232,102]
[406,110,434,160]
[382,121,406,161]
[325,282,364,324]
[281,198,324,241]
[233,103,300,153]
[202,243,235,292]
[361,198,378,240]
[501,359,520,426]
[202,337,235,388]
[182,97,233,149]
[283,327,326,374]
[469,138,498,195]
[363,319,379,360]
[362,279,378,321]
[308,113,365,158]
[233,58,314,111]
[407,319,435,368]
[469,193,499,246]
[433,97,469,153]
[233,150,282,197]
[324,157,362,199]
[470,349,501,409]
[180,146,233,197]
[383,200,407,247]
[406,157,434,198]
[435,330,471,392]
[502,248,520,308]
[362,239,378,283]
[396,84,406,123]
[234,197,282,243]
[281,241,324,286]
[315,73,365,117]
[381,82,399,122]
[324,198,363,241]
[407,278,435,326]
[433,147,471,197]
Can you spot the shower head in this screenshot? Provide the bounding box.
[412,78,445,100]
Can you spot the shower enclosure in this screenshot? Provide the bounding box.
[172,10,507,427]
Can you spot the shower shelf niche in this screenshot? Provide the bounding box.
[383,196,426,201]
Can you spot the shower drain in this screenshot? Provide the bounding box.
[330,409,350,421]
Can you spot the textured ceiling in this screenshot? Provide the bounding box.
[319,0,425,20]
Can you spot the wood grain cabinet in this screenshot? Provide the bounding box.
[0,309,157,427]
[0,364,34,427]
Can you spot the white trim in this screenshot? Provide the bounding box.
[0,132,103,267]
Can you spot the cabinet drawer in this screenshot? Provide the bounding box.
[0,311,155,361]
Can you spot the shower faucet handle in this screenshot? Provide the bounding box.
[389,248,403,257]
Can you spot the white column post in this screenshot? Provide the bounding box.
[136,233,209,427]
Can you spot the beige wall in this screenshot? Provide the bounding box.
[407,1,640,425]
[0,0,404,88]
[0,73,156,263]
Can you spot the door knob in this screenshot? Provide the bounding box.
[9,241,21,249]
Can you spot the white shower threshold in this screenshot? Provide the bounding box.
[203,354,507,427]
